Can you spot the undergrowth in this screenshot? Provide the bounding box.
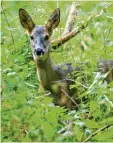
[1,1,113,142]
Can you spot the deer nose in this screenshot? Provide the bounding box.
[34,48,45,56]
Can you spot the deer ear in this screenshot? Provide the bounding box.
[46,8,60,31]
[19,8,35,33]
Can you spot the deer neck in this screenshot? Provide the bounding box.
[35,55,59,90]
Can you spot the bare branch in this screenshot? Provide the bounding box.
[51,19,89,49]
[51,3,112,50]
[62,2,78,36]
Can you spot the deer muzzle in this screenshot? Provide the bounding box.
[34,48,45,56]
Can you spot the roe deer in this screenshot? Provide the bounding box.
[19,8,113,108]
[19,8,79,108]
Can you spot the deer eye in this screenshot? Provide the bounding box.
[30,35,34,40]
[44,35,49,41]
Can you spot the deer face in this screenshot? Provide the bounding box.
[30,26,50,60]
[19,8,60,61]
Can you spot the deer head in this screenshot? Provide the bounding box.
[19,8,60,62]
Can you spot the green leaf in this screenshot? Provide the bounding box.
[92,127,113,141]
[84,119,99,128]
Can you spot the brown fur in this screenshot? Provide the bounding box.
[19,8,78,108]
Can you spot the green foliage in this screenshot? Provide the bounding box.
[1,1,113,142]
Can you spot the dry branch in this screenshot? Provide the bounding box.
[51,3,112,50]
[62,2,78,36]
[51,18,89,49]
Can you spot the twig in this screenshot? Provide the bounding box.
[51,3,112,49]
[66,78,89,89]
[62,2,78,36]
[1,2,15,45]
[60,88,79,107]
[95,3,113,18]
[51,78,88,89]
[84,123,113,142]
